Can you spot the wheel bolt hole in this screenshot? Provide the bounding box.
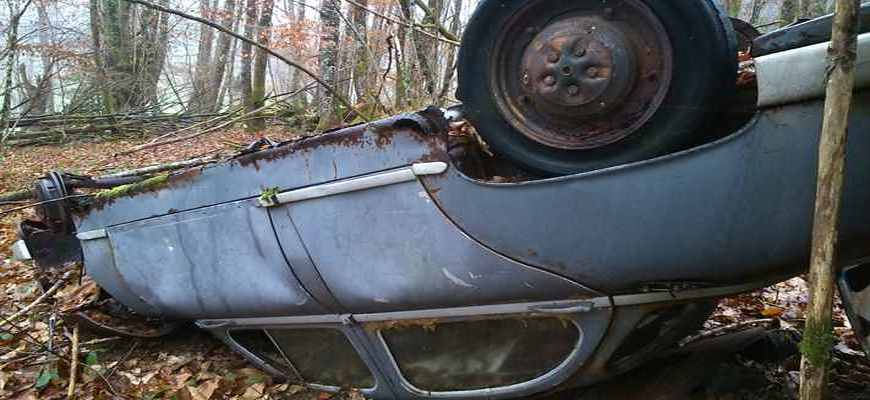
[586,66,599,78]
[567,85,580,96]
[561,66,573,76]
[543,75,556,86]
[547,53,560,63]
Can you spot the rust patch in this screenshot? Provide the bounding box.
[81,168,204,213]
[363,318,441,333]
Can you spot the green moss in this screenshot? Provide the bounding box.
[94,174,170,201]
[259,186,280,205]
[799,320,837,367]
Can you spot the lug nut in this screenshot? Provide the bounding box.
[543,75,556,86]
[586,66,598,78]
[561,66,573,76]
[567,85,580,96]
[547,53,560,63]
[574,47,586,57]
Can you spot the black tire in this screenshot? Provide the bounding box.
[457,0,738,176]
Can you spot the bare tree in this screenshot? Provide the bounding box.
[1,0,31,143]
[317,0,341,128]
[248,0,274,130]
[239,0,257,115]
[203,0,238,112]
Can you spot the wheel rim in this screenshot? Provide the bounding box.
[490,0,674,150]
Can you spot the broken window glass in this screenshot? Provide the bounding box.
[268,328,376,388]
[229,329,295,375]
[381,317,580,391]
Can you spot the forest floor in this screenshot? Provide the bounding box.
[0,131,868,399]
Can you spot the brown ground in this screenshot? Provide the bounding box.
[0,133,867,399]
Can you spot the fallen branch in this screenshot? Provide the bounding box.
[100,155,219,178]
[2,274,68,327]
[115,103,273,155]
[67,322,80,399]
[680,318,777,346]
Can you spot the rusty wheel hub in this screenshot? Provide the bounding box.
[492,0,673,150]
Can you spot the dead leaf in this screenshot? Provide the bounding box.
[55,276,99,313]
[241,383,266,399]
[761,305,785,318]
[190,379,219,400]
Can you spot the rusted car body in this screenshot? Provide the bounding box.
[10,7,870,400]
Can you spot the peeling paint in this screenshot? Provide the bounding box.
[442,268,475,288]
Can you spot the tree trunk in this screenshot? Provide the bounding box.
[798,1,860,399]
[287,0,306,108]
[138,0,170,107]
[189,0,216,111]
[34,0,55,114]
[89,0,113,113]
[248,0,274,131]
[350,0,369,103]
[317,0,342,129]
[0,0,24,144]
[239,0,257,114]
[437,0,462,103]
[204,0,237,112]
[218,5,243,108]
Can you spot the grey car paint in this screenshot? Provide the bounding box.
[421,93,870,294]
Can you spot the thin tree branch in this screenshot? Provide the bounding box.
[119,0,368,122]
[342,0,459,46]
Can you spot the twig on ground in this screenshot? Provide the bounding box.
[1,273,69,327]
[681,318,777,346]
[67,322,80,399]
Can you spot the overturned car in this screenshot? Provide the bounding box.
[11,1,870,399]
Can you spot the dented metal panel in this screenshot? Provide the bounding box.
[274,177,597,313]
[90,198,328,319]
[422,93,870,294]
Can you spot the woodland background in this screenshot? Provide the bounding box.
[1,0,867,399]
[0,0,847,146]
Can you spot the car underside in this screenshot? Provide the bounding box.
[10,1,870,399]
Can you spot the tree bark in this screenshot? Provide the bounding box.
[437,0,462,103]
[204,0,237,112]
[798,1,860,399]
[350,0,369,102]
[0,0,27,145]
[239,0,257,115]
[189,0,216,111]
[34,0,55,114]
[248,0,274,131]
[317,0,342,128]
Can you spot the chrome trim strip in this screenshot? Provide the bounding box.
[258,162,448,207]
[353,298,611,323]
[196,314,343,328]
[195,281,768,328]
[76,229,107,241]
[757,32,870,107]
[610,281,766,306]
